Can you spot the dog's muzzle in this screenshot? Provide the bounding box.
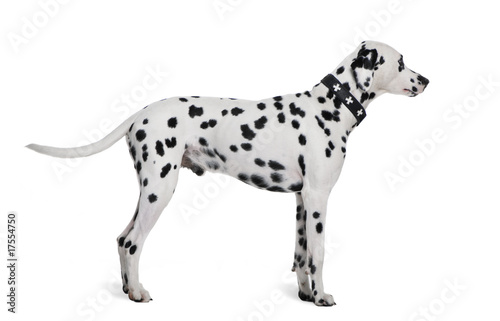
[405,74,429,97]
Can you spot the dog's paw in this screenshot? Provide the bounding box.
[314,293,336,307]
[298,290,315,302]
[127,283,152,303]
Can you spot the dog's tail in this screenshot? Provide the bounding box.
[26,113,138,158]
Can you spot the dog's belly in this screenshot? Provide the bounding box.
[182,135,304,193]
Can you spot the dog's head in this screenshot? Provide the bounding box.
[350,41,429,97]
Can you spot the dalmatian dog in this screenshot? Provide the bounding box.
[27,41,429,306]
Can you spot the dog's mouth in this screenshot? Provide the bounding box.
[404,89,418,97]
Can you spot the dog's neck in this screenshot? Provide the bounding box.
[311,60,383,129]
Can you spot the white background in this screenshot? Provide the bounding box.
[1,0,499,320]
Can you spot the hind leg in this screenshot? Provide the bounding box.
[117,161,180,302]
[117,200,139,295]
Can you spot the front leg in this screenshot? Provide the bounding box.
[292,193,314,302]
[302,188,336,306]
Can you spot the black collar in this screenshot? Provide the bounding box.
[320,74,366,125]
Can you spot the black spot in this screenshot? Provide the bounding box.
[230,145,238,152]
[341,147,346,153]
[315,116,325,129]
[125,241,131,248]
[324,128,331,136]
[273,96,282,101]
[342,136,347,143]
[298,155,306,176]
[168,117,177,128]
[360,92,370,103]
[143,178,148,187]
[398,55,405,72]
[160,163,172,178]
[192,165,205,176]
[135,161,142,173]
[124,273,128,284]
[298,237,305,246]
[135,130,147,142]
[369,92,376,100]
[254,116,268,129]
[270,172,283,183]
[321,110,334,121]
[295,93,302,97]
[313,212,320,219]
[310,265,317,274]
[214,149,226,162]
[142,119,149,125]
[241,143,252,151]
[289,103,306,117]
[333,96,342,109]
[254,158,266,167]
[277,112,285,123]
[129,245,137,255]
[304,91,311,97]
[238,173,249,181]
[200,119,217,129]
[118,237,125,247]
[257,102,266,110]
[316,223,323,233]
[130,146,137,160]
[241,124,256,140]
[222,109,228,116]
[231,107,245,116]
[129,123,134,133]
[267,186,286,192]
[268,160,285,171]
[206,161,220,170]
[321,110,340,122]
[199,137,208,146]
[274,102,283,110]
[179,97,188,102]
[329,141,336,149]
[336,66,345,75]
[291,120,300,129]
[298,134,307,146]
[250,175,268,188]
[188,105,204,118]
[155,140,165,156]
[412,86,418,92]
[165,137,177,148]
[288,182,303,192]
[379,56,385,65]
[202,148,216,158]
[325,148,331,158]
[142,149,148,162]
[317,96,326,104]
[326,89,334,99]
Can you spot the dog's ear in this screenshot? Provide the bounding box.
[350,48,378,92]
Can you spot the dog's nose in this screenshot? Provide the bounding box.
[417,75,429,87]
